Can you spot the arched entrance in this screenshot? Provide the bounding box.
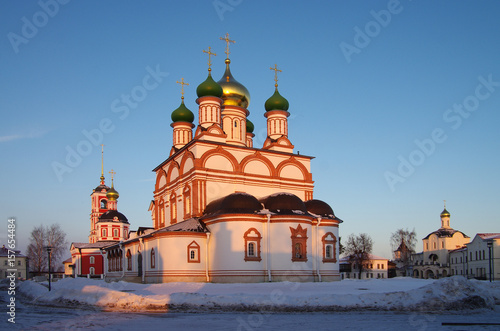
[413,270,419,278]
[425,269,434,279]
[442,269,448,277]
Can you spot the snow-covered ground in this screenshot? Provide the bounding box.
[5,277,500,330]
[18,276,500,312]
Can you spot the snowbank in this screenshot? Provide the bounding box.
[18,276,500,312]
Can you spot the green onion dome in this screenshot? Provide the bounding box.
[171,99,194,123]
[246,119,254,133]
[197,71,223,98]
[265,88,289,112]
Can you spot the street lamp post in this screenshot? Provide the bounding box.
[487,241,493,282]
[45,246,53,291]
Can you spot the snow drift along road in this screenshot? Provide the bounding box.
[18,276,500,312]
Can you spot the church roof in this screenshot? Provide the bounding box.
[423,228,469,240]
[154,218,209,233]
[97,210,129,224]
[93,184,109,193]
[304,199,342,221]
[71,242,117,249]
[259,192,307,215]
[204,193,262,216]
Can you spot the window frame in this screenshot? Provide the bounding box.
[244,228,262,262]
[290,224,308,262]
[322,232,337,263]
[187,241,200,263]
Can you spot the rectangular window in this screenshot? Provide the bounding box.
[18,260,21,266]
[113,229,119,237]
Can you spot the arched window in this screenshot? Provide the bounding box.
[100,199,107,209]
[89,256,95,264]
[170,194,177,224]
[187,241,200,263]
[126,249,132,271]
[244,228,262,262]
[102,228,107,237]
[290,224,308,262]
[159,199,165,228]
[248,243,255,256]
[322,232,337,263]
[113,228,119,237]
[183,186,191,218]
[89,267,95,275]
[151,248,156,269]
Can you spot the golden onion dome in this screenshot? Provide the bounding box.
[106,184,119,201]
[217,59,250,109]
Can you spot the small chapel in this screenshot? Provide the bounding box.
[72,34,344,283]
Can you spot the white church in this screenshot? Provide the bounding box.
[72,35,344,283]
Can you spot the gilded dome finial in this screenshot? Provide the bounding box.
[219,33,235,60]
[107,169,119,201]
[100,144,105,184]
[270,64,282,91]
[176,78,189,101]
[202,46,216,72]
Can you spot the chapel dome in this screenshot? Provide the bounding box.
[305,199,335,218]
[171,100,195,123]
[265,89,289,112]
[97,210,129,224]
[217,59,250,108]
[204,192,262,215]
[440,208,450,217]
[196,71,223,98]
[259,192,307,214]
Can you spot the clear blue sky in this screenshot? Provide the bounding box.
[1,0,499,260]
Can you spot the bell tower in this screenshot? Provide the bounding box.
[89,145,109,243]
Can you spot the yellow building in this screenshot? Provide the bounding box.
[0,245,29,279]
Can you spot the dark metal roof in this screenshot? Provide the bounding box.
[71,241,117,249]
[423,228,469,240]
[259,192,307,215]
[154,218,209,233]
[204,192,262,216]
[97,210,129,224]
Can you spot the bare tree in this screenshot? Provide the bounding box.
[338,236,345,256]
[390,228,417,276]
[26,225,46,273]
[344,233,373,279]
[26,224,68,273]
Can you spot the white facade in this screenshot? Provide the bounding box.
[465,233,500,281]
[103,39,344,283]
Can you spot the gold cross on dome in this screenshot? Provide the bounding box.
[109,169,116,182]
[202,46,216,70]
[270,64,282,88]
[176,78,189,100]
[219,33,235,58]
[444,200,446,208]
